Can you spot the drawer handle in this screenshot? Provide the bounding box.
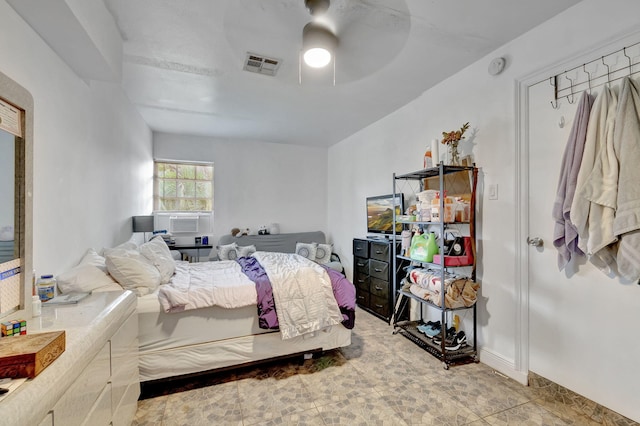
[356,247,362,251]
[357,262,366,267]
[375,250,383,254]
[357,279,365,283]
[374,286,383,291]
[374,304,383,308]
[374,268,383,272]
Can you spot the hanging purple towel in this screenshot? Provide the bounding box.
[552,91,594,270]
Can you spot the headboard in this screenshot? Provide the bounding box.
[217,231,326,253]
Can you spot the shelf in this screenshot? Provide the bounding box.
[396,255,473,271]
[396,220,471,225]
[392,166,478,368]
[395,165,475,180]
[393,320,477,366]
[397,289,475,312]
[396,254,442,265]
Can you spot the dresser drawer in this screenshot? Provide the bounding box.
[369,277,389,299]
[356,291,370,308]
[354,257,369,274]
[369,294,389,318]
[370,241,390,261]
[353,239,369,258]
[111,312,139,416]
[354,271,370,292]
[369,259,389,280]
[54,341,111,426]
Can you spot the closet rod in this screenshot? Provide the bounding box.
[536,40,640,101]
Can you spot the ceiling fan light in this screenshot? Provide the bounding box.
[304,47,331,68]
[302,22,337,68]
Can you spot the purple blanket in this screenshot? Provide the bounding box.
[237,256,355,330]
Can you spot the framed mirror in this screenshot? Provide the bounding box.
[0,70,33,319]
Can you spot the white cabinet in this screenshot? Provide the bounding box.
[0,291,139,426]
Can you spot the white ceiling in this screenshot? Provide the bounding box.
[102,0,582,147]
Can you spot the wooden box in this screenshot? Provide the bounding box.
[0,330,65,378]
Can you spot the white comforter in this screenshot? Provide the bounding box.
[253,251,343,340]
[158,260,257,313]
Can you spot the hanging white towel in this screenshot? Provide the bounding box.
[611,78,640,281]
[552,91,594,270]
[573,85,618,272]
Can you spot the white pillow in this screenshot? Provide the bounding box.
[315,243,332,264]
[218,243,238,260]
[105,249,161,296]
[79,248,108,272]
[56,264,119,294]
[295,242,317,261]
[139,236,176,284]
[237,244,256,258]
[105,241,138,252]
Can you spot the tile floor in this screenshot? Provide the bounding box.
[132,308,638,425]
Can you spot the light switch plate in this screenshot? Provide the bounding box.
[488,184,498,200]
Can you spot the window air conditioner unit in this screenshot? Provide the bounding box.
[170,216,199,233]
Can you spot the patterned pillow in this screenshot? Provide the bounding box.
[295,242,318,260]
[315,243,332,264]
[237,244,256,258]
[218,243,238,260]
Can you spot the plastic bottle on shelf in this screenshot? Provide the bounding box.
[37,275,57,302]
[444,196,455,223]
[430,192,440,222]
[425,232,439,263]
[32,295,42,316]
[423,149,432,169]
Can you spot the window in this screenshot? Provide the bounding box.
[154,160,213,212]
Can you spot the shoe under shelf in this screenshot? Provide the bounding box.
[393,320,478,368]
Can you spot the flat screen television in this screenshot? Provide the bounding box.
[366,193,404,235]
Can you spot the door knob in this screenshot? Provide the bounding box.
[527,237,543,247]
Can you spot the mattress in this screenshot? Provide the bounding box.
[137,291,352,382]
[137,291,272,353]
[139,318,351,382]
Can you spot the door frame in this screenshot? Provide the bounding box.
[514,29,640,384]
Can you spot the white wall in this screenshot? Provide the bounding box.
[328,0,640,421]
[0,2,153,275]
[154,133,329,249]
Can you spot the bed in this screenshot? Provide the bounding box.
[57,231,355,383]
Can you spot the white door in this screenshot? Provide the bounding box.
[526,71,640,418]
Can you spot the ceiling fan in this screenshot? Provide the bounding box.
[224,0,411,84]
[302,0,337,68]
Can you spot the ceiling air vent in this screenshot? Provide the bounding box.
[243,52,281,76]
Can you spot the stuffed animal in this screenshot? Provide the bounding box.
[231,227,249,237]
[258,225,270,235]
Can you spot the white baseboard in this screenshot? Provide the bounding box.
[479,348,528,385]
